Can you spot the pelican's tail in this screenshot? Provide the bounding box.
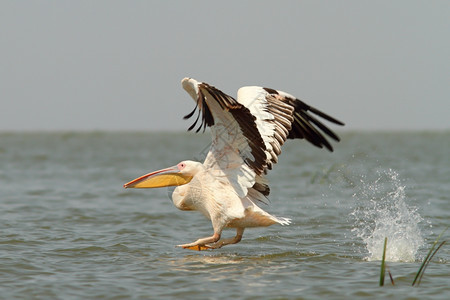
[230,198,291,228]
[274,216,291,226]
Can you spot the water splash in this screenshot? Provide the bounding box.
[351,168,424,262]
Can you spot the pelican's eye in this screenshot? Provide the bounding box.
[178,162,186,170]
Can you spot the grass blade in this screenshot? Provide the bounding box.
[412,227,448,286]
[387,266,395,286]
[415,241,446,286]
[379,237,387,286]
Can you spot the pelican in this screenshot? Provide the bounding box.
[124,78,344,250]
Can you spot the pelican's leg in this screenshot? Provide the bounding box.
[207,228,244,249]
[177,232,221,251]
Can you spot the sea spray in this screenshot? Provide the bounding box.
[350,168,424,262]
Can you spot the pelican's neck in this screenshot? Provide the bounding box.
[172,184,194,211]
[171,167,205,211]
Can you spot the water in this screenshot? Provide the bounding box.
[0,131,449,299]
[351,168,425,262]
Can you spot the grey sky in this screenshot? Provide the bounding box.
[1,1,449,131]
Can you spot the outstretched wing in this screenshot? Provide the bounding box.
[248,87,345,153]
[181,77,343,200]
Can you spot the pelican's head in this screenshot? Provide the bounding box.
[123,160,202,189]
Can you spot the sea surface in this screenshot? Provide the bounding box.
[0,131,449,299]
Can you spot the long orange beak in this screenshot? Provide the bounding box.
[123,166,193,189]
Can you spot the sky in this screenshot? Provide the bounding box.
[1,1,449,131]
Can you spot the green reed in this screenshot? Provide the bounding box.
[379,237,387,286]
[412,226,448,287]
[380,227,447,287]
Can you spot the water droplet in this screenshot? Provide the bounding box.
[350,168,424,262]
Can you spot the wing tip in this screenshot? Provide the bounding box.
[181,77,200,100]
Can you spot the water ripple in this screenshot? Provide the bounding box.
[0,132,448,299]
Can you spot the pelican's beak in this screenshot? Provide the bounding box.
[123,166,193,189]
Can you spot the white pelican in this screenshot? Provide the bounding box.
[124,78,344,250]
